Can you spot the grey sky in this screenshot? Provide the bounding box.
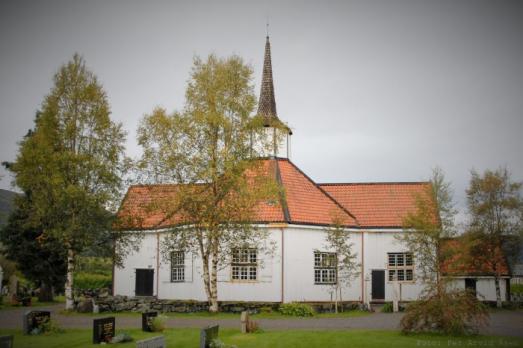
[1,0,522,218]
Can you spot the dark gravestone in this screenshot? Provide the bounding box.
[141,311,158,332]
[0,335,14,348]
[22,310,51,335]
[92,317,116,344]
[199,325,219,348]
[136,335,166,348]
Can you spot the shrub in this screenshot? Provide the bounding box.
[150,315,168,332]
[401,289,489,335]
[511,283,523,295]
[259,306,273,314]
[381,302,393,313]
[279,302,315,317]
[37,317,65,335]
[74,272,111,290]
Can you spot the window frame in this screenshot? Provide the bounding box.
[231,248,258,282]
[314,251,337,285]
[387,252,414,282]
[170,250,185,283]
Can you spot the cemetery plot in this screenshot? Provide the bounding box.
[200,325,219,348]
[22,310,51,335]
[92,317,115,344]
[0,335,14,348]
[141,311,158,332]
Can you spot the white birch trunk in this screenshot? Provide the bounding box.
[65,248,75,310]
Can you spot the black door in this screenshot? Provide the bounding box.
[465,278,477,297]
[372,270,385,300]
[135,269,154,296]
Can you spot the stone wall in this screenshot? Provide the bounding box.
[90,295,364,313]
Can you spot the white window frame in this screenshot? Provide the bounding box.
[314,251,337,285]
[387,252,414,282]
[170,251,185,282]
[231,248,257,281]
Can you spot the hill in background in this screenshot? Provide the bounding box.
[0,189,18,226]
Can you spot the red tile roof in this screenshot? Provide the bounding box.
[116,159,429,230]
[277,159,357,226]
[320,182,430,228]
[116,158,358,230]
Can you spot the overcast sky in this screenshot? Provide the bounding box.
[1,0,522,218]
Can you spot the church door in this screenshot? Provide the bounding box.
[135,269,154,296]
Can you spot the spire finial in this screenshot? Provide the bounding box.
[266,18,269,37]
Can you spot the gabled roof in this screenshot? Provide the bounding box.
[320,182,430,228]
[116,158,358,230]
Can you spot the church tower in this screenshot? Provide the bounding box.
[258,35,292,158]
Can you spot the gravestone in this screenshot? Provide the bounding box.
[200,325,219,348]
[22,310,51,335]
[92,317,115,344]
[136,335,166,348]
[240,311,249,334]
[0,335,14,348]
[141,311,158,332]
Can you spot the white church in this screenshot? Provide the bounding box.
[113,36,510,304]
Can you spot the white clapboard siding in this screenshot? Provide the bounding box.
[184,252,193,282]
[258,254,272,283]
[217,264,230,282]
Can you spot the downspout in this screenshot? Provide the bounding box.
[361,230,365,303]
[281,227,285,303]
[156,232,160,298]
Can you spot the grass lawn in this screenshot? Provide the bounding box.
[57,309,370,319]
[0,328,521,348]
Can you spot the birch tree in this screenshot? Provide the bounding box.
[6,55,127,310]
[397,167,457,292]
[324,216,359,313]
[136,55,282,312]
[466,167,523,308]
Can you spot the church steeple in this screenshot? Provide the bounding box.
[258,36,279,126]
[256,34,292,159]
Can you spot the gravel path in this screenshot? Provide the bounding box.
[1,304,522,338]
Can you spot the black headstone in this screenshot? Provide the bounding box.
[141,311,158,332]
[199,325,219,348]
[92,317,115,344]
[22,310,51,335]
[0,335,14,348]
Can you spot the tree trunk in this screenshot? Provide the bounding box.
[209,251,219,313]
[65,248,75,310]
[201,254,213,310]
[38,282,54,302]
[495,276,502,308]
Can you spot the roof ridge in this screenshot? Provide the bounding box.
[318,181,430,186]
[274,159,291,223]
[282,158,359,226]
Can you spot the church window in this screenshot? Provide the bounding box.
[387,252,414,281]
[231,248,257,281]
[314,251,337,284]
[170,251,185,282]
